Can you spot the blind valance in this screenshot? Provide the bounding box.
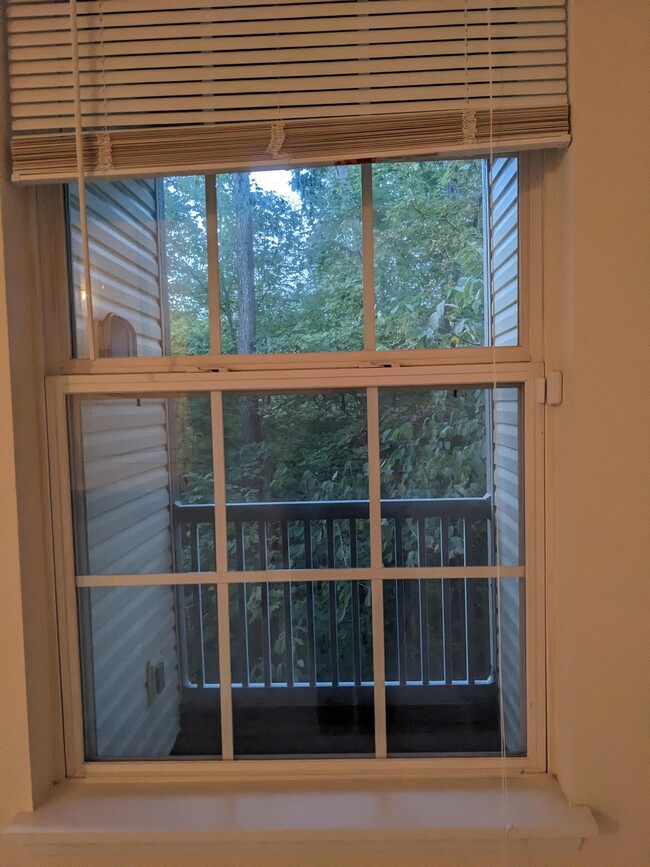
[7,0,569,181]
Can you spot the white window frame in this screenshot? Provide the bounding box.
[42,152,547,782]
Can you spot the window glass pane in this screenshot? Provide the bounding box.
[229,580,374,756]
[222,391,369,570]
[493,386,523,566]
[379,387,490,569]
[384,577,525,756]
[69,394,214,575]
[378,386,522,568]
[67,176,208,358]
[374,159,518,350]
[374,160,486,350]
[163,176,209,355]
[217,167,363,354]
[79,584,221,759]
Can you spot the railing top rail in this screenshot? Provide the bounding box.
[174,495,492,524]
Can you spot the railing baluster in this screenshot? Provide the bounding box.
[186,586,202,687]
[306,583,317,687]
[234,520,249,686]
[394,517,403,568]
[349,517,362,683]
[281,520,290,568]
[260,583,271,686]
[304,520,317,687]
[418,518,429,685]
[234,520,244,571]
[329,581,339,687]
[258,522,272,687]
[326,517,335,567]
[349,518,357,567]
[394,520,407,685]
[280,521,293,686]
[441,517,453,685]
[304,519,313,569]
[197,585,206,688]
[175,496,493,694]
[190,523,199,572]
[465,520,476,686]
[351,580,361,686]
[258,521,267,571]
[326,518,338,688]
[237,584,249,687]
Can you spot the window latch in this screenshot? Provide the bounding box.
[536,371,563,405]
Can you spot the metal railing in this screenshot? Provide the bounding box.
[173,496,495,692]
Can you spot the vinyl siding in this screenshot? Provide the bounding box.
[68,177,165,357]
[88,585,180,759]
[490,155,525,754]
[493,386,526,755]
[71,178,180,758]
[490,156,518,347]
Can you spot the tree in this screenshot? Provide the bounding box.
[165,161,493,680]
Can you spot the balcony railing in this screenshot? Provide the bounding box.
[173,496,495,692]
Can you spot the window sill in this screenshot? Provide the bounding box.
[4,775,597,861]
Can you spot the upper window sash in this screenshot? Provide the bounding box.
[56,156,530,372]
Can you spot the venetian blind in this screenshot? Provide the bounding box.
[7,0,569,181]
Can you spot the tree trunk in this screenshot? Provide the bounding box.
[233,172,261,445]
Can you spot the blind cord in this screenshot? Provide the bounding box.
[96,0,113,172]
[70,0,96,360]
[486,0,512,853]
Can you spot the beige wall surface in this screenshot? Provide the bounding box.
[0,1,648,864]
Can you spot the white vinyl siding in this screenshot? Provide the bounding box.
[490,156,519,347]
[490,155,525,753]
[86,585,180,758]
[68,178,165,357]
[70,176,180,759]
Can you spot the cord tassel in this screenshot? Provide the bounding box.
[96,130,113,172]
[266,120,289,159]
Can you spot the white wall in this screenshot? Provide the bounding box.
[0,1,648,864]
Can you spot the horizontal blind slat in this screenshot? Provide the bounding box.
[9,8,566,44]
[7,0,567,20]
[12,104,570,181]
[9,22,567,62]
[10,67,567,106]
[10,52,568,91]
[12,92,569,130]
[10,36,567,78]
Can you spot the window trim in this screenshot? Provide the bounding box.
[40,151,547,781]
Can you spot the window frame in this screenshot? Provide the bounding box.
[41,152,547,781]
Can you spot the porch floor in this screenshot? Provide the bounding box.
[171,684,501,757]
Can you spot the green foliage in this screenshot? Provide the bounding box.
[217,166,363,354]
[163,176,209,356]
[164,161,492,682]
[373,160,485,349]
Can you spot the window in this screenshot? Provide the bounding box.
[48,155,545,774]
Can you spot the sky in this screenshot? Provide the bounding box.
[250,169,300,206]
